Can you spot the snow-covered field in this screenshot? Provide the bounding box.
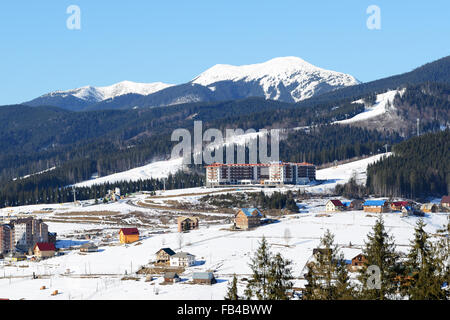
[2,153,447,300]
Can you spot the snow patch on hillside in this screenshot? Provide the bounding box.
[335,89,405,124]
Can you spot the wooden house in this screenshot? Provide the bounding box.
[164,272,181,283]
[391,201,410,212]
[351,254,367,270]
[155,248,176,265]
[119,228,139,244]
[234,208,263,230]
[440,195,450,209]
[421,203,438,213]
[349,199,364,210]
[363,200,390,213]
[177,217,199,232]
[33,242,56,259]
[325,200,345,212]
[80,242,98,253]
[192,272,217,285]
[170,252,195,267]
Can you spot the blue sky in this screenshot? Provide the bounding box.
[0,0,449,105]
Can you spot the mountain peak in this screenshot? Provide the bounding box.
[192,56,359,102]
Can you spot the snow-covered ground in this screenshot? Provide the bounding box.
[335,89,404,124]
[3,153,447,300]
[74,158,184,187]
[1,205,447,300]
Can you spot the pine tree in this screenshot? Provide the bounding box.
[334,252,355,300]
[225,274,239,300]
[267,253,294,300]
[303,229,354,299]
[245,236,272,300]
[359,215,399,300]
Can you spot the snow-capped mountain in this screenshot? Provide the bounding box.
[24,57,360,111]
[25,81,174,111]
[191,57,360,102]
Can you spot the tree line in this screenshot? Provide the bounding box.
[226,216,449,300]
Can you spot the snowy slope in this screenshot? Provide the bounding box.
[74,158,184,187]
[192,57,360,102]
[309,153,391,193]
[335,89,404,124]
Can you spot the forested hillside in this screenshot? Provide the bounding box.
[366,130,449,198]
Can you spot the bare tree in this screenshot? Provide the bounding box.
[284,228,292,247]
[178,233,184,250]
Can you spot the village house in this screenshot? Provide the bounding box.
[192,272,217,285]
[119,228,139,244]
[177,216,199,232]
[325,200,345,212]
[421,203,438,213]
[440,195,450,209]
[164,272,181,284]
[234,208,263,230]
[312,248,332,262]
[391,201,410,212]
[155,248,176,265]
[351,254,367,271]
[170,252,195,267]
[349,199,364,210]
[363,200,390,213]
[80,242,98,253]
[33,242,56,259]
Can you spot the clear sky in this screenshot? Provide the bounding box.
[0,0,449,105]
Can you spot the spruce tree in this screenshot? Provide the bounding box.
[225,274,239,300]
[267,253,294,300]
[245,236,272,300]
[303,229,354,299]
[359,215,399,300]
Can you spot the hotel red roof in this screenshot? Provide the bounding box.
[441,195,450,204]
[34,242,56,251]
[119,228,139,235]
[205,162,315,168]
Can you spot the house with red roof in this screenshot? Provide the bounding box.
[441,196,450,210]
[33,242,56,259]
[325,200,345,212]
[391,201,410,211]
[119,228,139,244]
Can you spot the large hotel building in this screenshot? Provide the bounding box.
[205,162,316,187]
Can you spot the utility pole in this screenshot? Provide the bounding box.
[417,118,420,136]
[72,186,76,204]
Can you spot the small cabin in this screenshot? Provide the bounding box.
[192,272,217,285]
[391,201,410,212]
[351,254,367,270]
[234,208,263,230]
[440,195,450,209]
[80,242,98,253]
[119,228,139,244]
[164,272,181,283]
[363,200,390,213]
[421,203,438,213]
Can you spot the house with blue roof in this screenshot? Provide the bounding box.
[363,199,390,213]
[235,208,263,230]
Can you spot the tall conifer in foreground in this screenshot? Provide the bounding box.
[359,215,399,300]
